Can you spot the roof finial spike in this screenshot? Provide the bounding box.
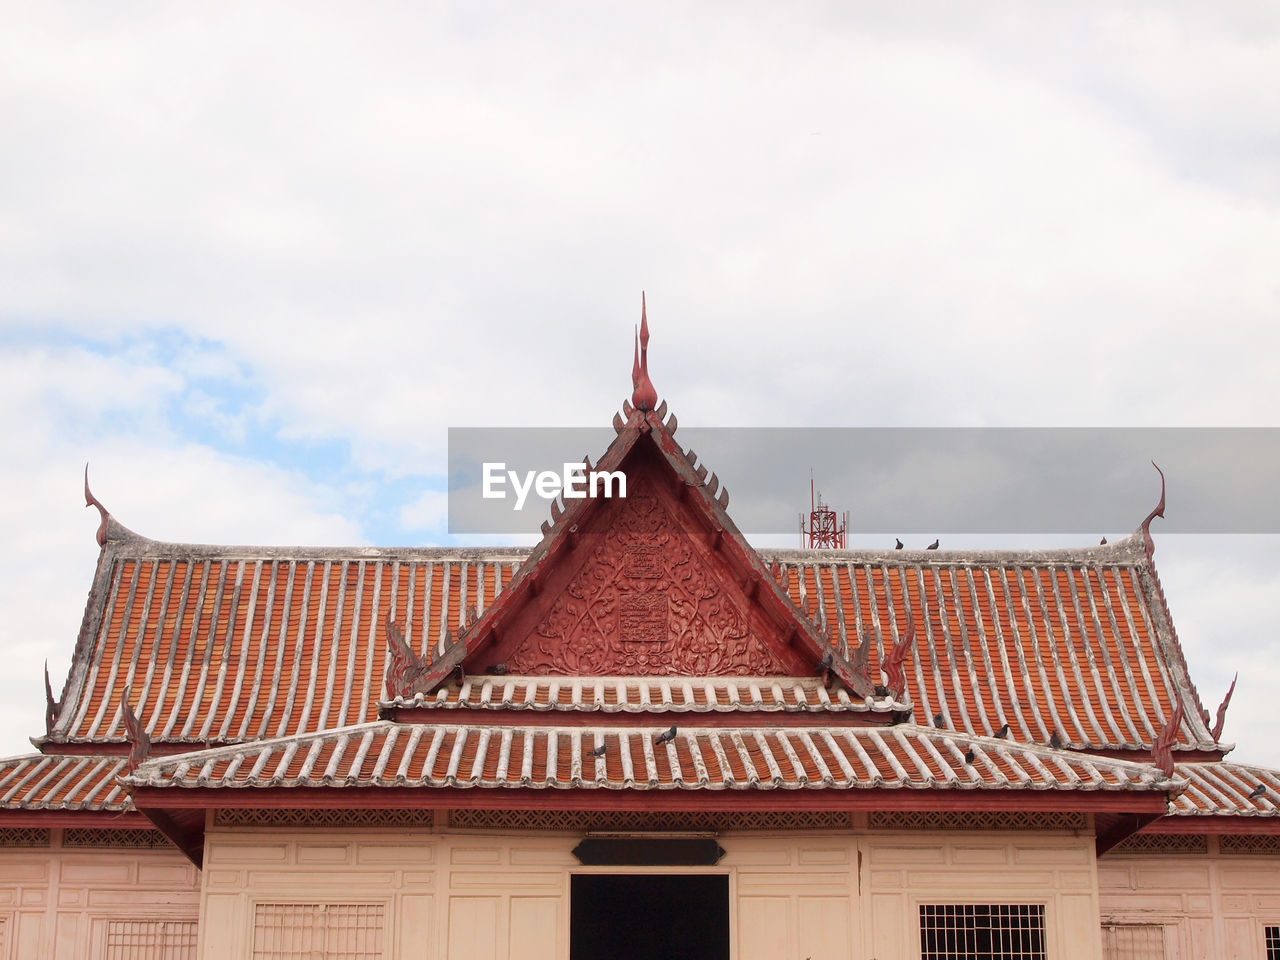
[120,686,152,772]
[640,291,649,349]
[879,610,916,699]
[1152,699,1183,778]
[44,660,61,736]
[1139,461,1166,558]
[629,291,658,411]
[83,463,110,547]
[1211,672,1238,741]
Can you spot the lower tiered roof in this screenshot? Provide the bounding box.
[122,720,1177,795]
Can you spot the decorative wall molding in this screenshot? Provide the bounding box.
[0,827,51,847]
[213,809,438,829]
[1108,832,1208,855]
[868,811,1087,832]
[446,809,855,832]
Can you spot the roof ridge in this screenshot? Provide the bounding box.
[763,534,1148,565]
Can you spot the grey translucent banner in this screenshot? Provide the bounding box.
[447,427,1280,535]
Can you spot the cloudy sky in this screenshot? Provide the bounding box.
[1,2,1277,766]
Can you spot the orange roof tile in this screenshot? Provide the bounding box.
[45,534,1214,754]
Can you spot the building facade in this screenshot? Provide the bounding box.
[2,319,1278,959]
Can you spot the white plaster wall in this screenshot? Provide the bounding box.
[0,835,201,959]
[1098,841,1280,959]
[196,825,1105,960]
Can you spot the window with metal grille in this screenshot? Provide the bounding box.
[252,903,385,960]
[1101,924,1166,959]
[1266,925,1279,960]
[104,920,199,959]
[919,904,1046,960]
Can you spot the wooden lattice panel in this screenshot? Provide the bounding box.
[214,809,437,829]
[1219,834,1280,855]
[1102,924,1167,959]
[252,903,384,960]
[63,827,170,849]
[869,811,1086,831]
[105,920,198,960]
[446,809,854,832]
[0,827,50,847]
[1108,833,1208,855]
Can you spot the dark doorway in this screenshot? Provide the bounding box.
[571,874,729,960]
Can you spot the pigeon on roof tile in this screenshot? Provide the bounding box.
[932,712,945,728]
[655,724,677,745]
[1248,784,1267,800]
[994,723,1009,739]
[587,742,607,758]
[963,749,975,764]
[1049,729,1063,749]
[895,538,904,550]
[926,539,939,550]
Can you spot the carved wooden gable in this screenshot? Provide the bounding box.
[482,447,810,678]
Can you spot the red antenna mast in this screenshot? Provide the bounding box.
[800,476,848,549]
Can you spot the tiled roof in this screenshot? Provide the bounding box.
[0,754,132,812]
[1171,762,1280,818]
[47,533,1213,753]
[124,721,1177,794]
[381,675,904,715]
[775,538,1216,752]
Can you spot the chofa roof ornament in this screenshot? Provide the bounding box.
[1139,461,1166,559]
[630,293,658,412]
[84,464,111,547]
[44,661,61,736]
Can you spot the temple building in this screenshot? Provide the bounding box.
[2,311,1278,959]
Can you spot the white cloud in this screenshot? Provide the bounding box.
[0,343,364,759]
[398,488,449,534]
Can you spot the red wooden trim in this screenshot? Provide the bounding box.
[1137,815,1280,835]
[0,810,153,828]
[131,785,1169,815]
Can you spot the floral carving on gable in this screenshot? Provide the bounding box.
[506,494,785,675]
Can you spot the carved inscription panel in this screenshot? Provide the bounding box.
[506,494,786,675]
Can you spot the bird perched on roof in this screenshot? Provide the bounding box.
[1249,784,1267,800]
[994,723,1009,739]
[895,538,904,550]
[1099,537,1107,545]
[933,712,945,728]
[1049,730,1063,749]
[655,724,677,745]
[587,741,607,758]
[490,663,508,675]
[963,749,975,765]
[926,539,939,550]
